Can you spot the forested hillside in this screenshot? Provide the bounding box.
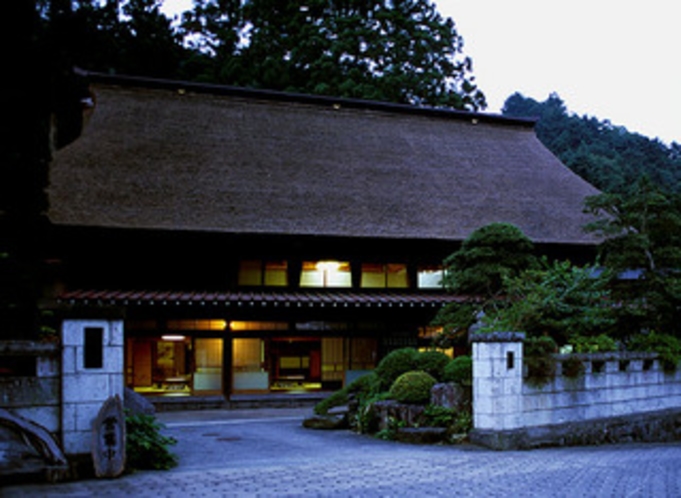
[502,93,681,193]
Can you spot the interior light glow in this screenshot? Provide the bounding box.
[316,261,341,272]
[161,335,186,341]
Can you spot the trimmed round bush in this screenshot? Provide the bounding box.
[415,350,451,382]
[389,370,437,404]
[443,355,472,385]
[375,348,420,389]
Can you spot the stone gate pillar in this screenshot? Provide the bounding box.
[61,319,124,455]
[471,332,525,431]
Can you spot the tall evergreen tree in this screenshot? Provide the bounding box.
[35,1,486,110]
[585,179,681,338]
[432,223,537,346]
[185,0,486,110]
[179,0,245,82]
[48,0,186,78]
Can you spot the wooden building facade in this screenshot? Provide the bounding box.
[48,73,600,400]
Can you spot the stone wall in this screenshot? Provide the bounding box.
[61,319,124,455]
[522,352,679,426]
[0,341,60,431]
[470,332,681,449]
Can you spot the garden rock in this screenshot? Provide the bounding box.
[431,383,471,410]
[124,387,155,416]
[373,400,425,432]
[302,414,347,430]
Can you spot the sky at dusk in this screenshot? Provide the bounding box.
[160,0,679,145]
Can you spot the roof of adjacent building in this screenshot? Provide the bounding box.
[49,72,601,245]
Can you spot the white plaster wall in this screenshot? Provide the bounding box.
[61,319,124,455]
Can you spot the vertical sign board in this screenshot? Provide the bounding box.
[91,394,126,478]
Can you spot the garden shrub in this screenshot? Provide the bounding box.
[561,356,585,378]
[415,350,451,381]
[314,372,380,415]
[353,391,391,434]
[314,386,350,415]
[125,411,178,471]
[442,355,472,385]
[450,410,473,435]
[570,334,617,353]
[524,336,558,382]
[389,370,436,404]
[374,348,420,389]
[628,332,681,372]
[422,404,456,428]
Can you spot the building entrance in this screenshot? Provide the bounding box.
[270,338,321,391]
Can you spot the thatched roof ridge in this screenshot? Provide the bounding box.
[49,72,601,245]
[80,72,538,128]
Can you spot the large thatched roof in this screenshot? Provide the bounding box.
[49,73,600,245]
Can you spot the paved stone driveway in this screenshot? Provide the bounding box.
[4,407,681,497]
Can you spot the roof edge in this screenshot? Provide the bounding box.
[50,222,599,247]
[77,69,537,128]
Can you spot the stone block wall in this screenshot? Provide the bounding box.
[472,332,525,431]
[61,319,124,455]
[0,341,60,432]
[521,352,680,427]
[470,332,681,449]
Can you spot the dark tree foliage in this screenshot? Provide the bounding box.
[432,223,538,345]
[584,178,681,339]
[36,0,485,110]
[2,1,88,338]
[223,0,486,109]
[37,0,187,78]
[178,0,244,82]
[442,222,537,297]
[502,93,681,194]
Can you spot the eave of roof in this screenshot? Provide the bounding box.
[58,289,466,309]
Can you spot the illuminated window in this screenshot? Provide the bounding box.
[417,265,444,289]
[264,261,287,286]
[361,263,384,288]
[166,320,227,331]
[361,263,408,288]
[300,261,351,288]
[230,321,289,332]
[238,260,261,286]
[238,260,288,287]
[387,264,408,288]
[418,325,444,339]
[194,338,223,393]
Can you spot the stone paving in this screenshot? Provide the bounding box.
[3,407,681,497]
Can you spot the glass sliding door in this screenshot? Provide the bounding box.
[232,338,268,392]
[193,338,223,394]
